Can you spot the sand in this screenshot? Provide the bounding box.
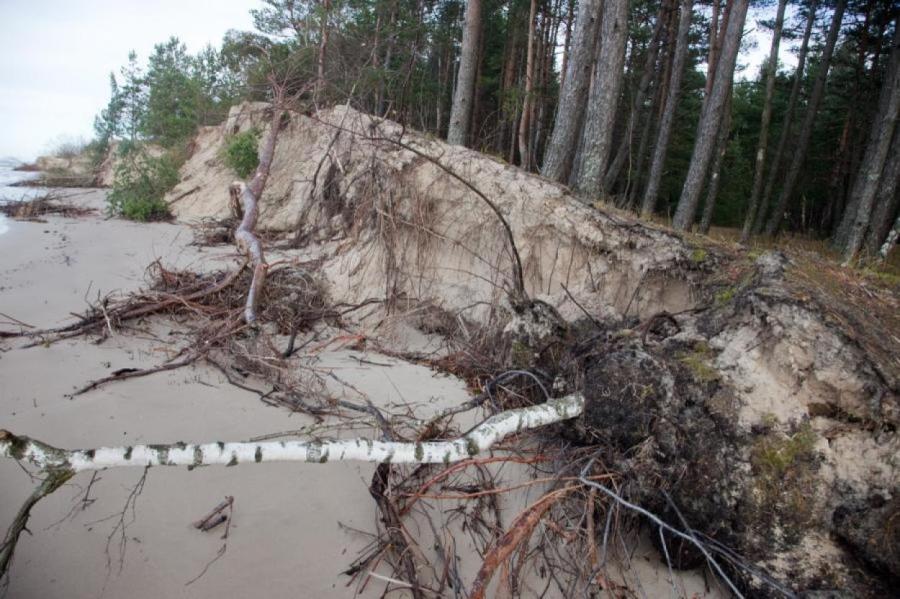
[0,190,724,598]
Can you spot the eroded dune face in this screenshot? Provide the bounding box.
[164,103,898,595]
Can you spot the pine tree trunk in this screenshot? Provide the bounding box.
[316,0,332,100]
[574,0,630,200]
[448,0,483,146]
[739,0,788,243]
[840,22,900,262]
[640,0,693,217]
[865,129,900,255]
[763,0,846,236]
[604,0,671,192]
[540,0,601,182]
[672,0,747,231]
[879,211,900,261]
[699,92,733,234]
[518,0,539,168]
[752,0,818,235]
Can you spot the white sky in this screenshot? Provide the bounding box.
[0,1,793,161]
[0,0,255,160]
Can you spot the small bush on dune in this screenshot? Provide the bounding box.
[223,129,260,179]
[107,143,180,221]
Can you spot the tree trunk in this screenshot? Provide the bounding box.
[699,91,733,234]
[865,129,900,255]
[752,2,817,235]
[840,21,900,262]
[739,0,788,243]
[763,0,846,236]
[640,0,694,217]
[540,0,601,182]
[706,0,721,96]
[316,0,332,101]
[574,0,630,200]
[878,210,900,261]
[604,0,671,192]
[448,0,483,146]
[672,0,747,231]
[518,0,539,168]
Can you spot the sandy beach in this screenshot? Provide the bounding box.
[0,189,472,598]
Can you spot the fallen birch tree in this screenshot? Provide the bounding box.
[0,394,583,582]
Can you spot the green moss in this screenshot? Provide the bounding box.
[749,423,820,545]
[414,442,424,461]
[714,286,736,305]
[751,424,817,478]
[690,248,709,263]
[678,343,719,383]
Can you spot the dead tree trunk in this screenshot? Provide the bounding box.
[575,0,630,200]
[739,0,788,243]
[672,0,748,231]
[234,95,287,324]
[540,0,601,182]
[448,0,483,146]
[839,21,900,262]
[753,0,818,235]
[640,0,693,216]
[764,0,846,236]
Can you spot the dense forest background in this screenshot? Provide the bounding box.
[90,0,900,262]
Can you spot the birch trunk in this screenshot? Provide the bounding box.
[753,0,817,235]
[574,0,629,200]
[640,0,694,216]
[0,395,585,472]
[763,0,846,236]
[540,0,601,182]
[671,0,748,231]
[739,0,788,243]
[447,0,483,146]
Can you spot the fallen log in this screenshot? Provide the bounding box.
[0,394,583,473]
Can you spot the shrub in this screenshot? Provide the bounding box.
[223,129,260,179]
[107,144,179,221]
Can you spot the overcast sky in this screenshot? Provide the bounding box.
[0,1,792,161]
[0,0,255,160]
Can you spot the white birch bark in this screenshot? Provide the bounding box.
[0,395,585,473]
